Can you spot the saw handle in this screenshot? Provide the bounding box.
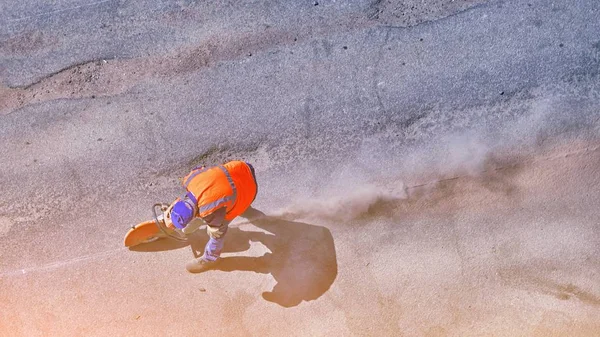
[153,203,188,242]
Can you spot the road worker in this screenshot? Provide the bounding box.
[166,160,258,273]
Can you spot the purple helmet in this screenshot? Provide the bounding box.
[170,193,197,229]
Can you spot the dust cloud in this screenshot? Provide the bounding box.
[275,83,599,223]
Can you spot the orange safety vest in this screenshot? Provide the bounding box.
[182,161,257,221]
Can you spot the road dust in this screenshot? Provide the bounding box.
[278,180,409,222]
[276,134,514,224]
[276,75,600,226]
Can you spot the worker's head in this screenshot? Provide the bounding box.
[168,193,196,229]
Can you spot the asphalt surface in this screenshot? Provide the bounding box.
[1,0,599,336]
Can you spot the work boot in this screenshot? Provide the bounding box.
[186,258,218,273]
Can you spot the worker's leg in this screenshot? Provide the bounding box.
[202,222,229,261]
[186,222,230,273]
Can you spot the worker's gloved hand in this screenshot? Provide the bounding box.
[207,224,226,239]
[182,218,202,234]
[163,203,177,231]
[165,221,176,230]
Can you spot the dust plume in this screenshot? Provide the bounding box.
[277,180,408,222]
[273,82,600,223]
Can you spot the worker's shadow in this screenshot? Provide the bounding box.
[131,207,337,308]
[213,207,338,307]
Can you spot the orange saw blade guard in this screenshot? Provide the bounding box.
[123,220,162,247]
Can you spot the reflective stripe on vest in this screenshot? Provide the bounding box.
[183,166,210,187]
[192,165,238,215]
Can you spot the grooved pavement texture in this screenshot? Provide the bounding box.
[1,0,599,336]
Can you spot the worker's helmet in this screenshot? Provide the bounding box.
[169,193,197,229]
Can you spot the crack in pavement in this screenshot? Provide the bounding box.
[379,1,493,30]
[0,1,489,116]
[0,247,127,278]
[373,28,392,116]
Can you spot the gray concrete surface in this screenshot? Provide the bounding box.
[1,0,599,336]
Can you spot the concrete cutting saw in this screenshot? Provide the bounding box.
[123,203,202,247]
